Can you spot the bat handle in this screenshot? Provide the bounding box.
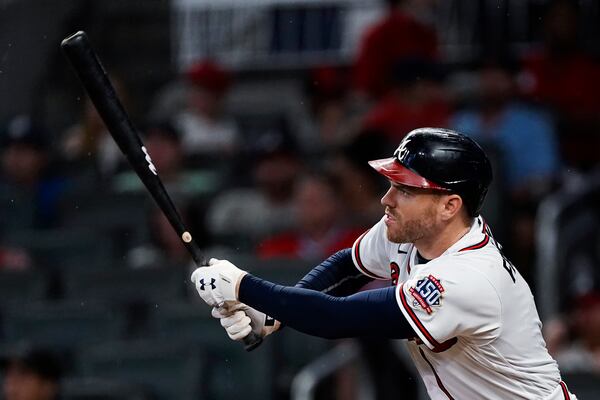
[243,332,263,351]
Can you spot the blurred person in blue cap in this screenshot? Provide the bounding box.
[0,115,69,229]
[1,345,62,400]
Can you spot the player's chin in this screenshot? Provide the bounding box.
[385,227,403,244]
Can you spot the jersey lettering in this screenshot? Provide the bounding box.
[487,232,517,284]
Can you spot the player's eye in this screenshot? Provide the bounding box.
[394,185,412,196]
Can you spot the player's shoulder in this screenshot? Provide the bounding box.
[420,249,503,293]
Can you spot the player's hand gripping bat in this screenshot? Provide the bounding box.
[61,31,262,351]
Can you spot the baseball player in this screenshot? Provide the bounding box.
[192,128,577,399]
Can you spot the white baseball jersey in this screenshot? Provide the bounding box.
[351,216,577,400]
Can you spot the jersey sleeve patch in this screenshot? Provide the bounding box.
[397,282,457,352]
[409,275,444,314]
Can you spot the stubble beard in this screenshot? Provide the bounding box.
[386,206,438,244]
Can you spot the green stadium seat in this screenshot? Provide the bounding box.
[61,377,149,400]
[204,339,273,400]
[78,340,203,400]
[148,301,275,399]
[5,228,114,270]
[0,269,48,307]
[148,301,224,346]
[62,265,187,307]
[2,302,126,350]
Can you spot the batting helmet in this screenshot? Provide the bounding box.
[368,127,493,217]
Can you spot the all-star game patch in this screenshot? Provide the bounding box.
[409,275,444,314]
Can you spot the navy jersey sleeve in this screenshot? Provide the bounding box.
[295,248,373,296]
[239,274,416,340]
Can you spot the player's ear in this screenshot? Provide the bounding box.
[440,194,463,221]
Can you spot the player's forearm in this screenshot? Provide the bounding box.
[295,248,373,296]
[239,274,414,339]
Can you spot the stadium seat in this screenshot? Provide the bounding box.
[59,190,150,258]
[77,339,203,400]
[148,301,275,399]
[61,377,149,400]
[0,269,48,308]
[270,328,333,394]
[204,339,274,400]
[147,301,224,346]
[5,228,114,270]
[2,302,126,351]
[62,265,188,307]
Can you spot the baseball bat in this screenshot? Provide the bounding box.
[61,30,262,351]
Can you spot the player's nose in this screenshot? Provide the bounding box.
[381,186,395,208]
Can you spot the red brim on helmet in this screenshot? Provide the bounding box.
[368,157,450,191]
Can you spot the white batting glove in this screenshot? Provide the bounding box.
[212,303,280,342]
[212,306,253,341]
[190,258,248,308]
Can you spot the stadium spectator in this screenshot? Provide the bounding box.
[206,135,300,250]
[126,204,194,269]
[112,120,220,199]
[329,132,391,227]
[0,115,69,229]
[353,0,438,100]
[520,0,600,170]
[59,77,129,179]
[173,60,240,160]
[361,58,450,142]
[550,291,600,374]
[257,171,364,261]
[304,65,364,148]
[452,56,561,283]
[452,56,561,200]
[1,346,62,400]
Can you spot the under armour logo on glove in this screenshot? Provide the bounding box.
[199,278,216,290]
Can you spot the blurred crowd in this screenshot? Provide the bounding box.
[1,0,600,398]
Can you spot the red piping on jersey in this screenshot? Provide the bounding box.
[560,381,570,400]
[399,283,457,352]
[419,348,455,400]
[353,230,386,279]
[480,217,488,234]
[458,217,491,252]
[458,234,490,252]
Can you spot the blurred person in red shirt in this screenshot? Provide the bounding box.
[353,0,438,100]
[361,58,450,143]
[257,171,364,261]
[548,291,600,374]
[305,65,364,148]
[520,0,600,170]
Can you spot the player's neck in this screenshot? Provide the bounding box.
[415,218,472,260]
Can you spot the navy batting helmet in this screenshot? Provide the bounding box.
[368,127,493,217]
